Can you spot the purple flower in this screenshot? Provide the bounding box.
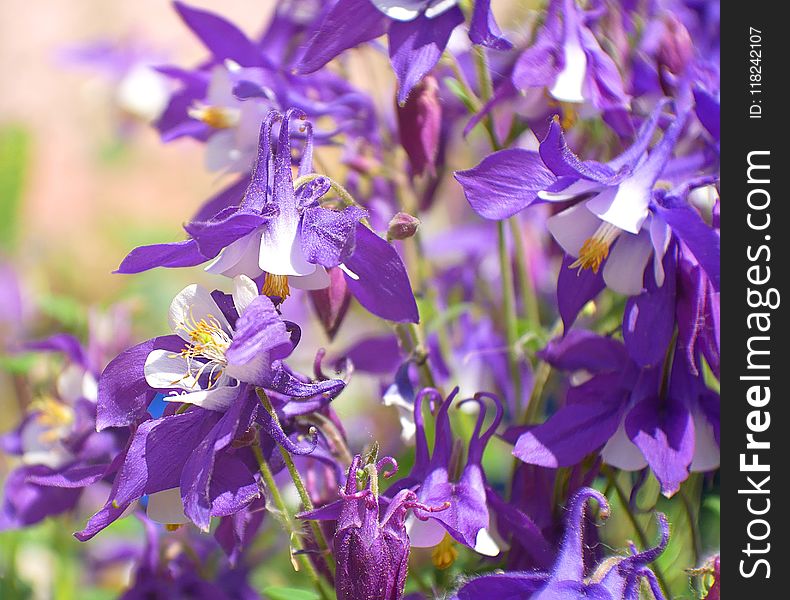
[457,98,718,299]
[76,280,344,538]
[296,0,511,104]
[386,387,503,556]
[299,453,448,600]
[513,330,719,497]
[118,108,419,324]
[451,488,670,600]
[512,0,630,121]
[155,2,377,173]
[1,332,125,529]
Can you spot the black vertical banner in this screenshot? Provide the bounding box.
[722,1,787,595]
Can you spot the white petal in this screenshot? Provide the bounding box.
[206,66,236,106]
[147,487,189,525]
[144,349,196,391]
[474,528,501,557]
[649,213,671,287]
[258,213,316,277]
[690,411,720,472]
[425,0,460,18]
[547,204,601,257]
[602,230,653,295]
[585,178,652,234]
[205,230,265,280]
[20,420,73,469]
[163,382,240,412]
[288,266,330,290]
[232,274,260,316]
[338,263,359,281]
[549,38,587,103]
[601,419,648,471]
[168,284,232,340]
[57,364,89,403]
[538,179,600,203]
[204,129,237,173]
[225,350,272,385]
[370,0,424,21]
[406,514,447,548]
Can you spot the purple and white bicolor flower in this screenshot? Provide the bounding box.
[451,488,670,600]
[296,0,511,104]
[386,387,504,556]
[155,2,377,173]
[77,279,344,538]
[513,330,719,497]
[512,0,630,121]
[457,99,711,297]
[118,108,419,324]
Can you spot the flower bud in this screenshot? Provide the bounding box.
[657,15,693,75]
[396,75,442,177]
[308,267,351,340]
[387,212,420,241]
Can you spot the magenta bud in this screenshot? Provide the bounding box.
[396,75,441,177]
[387,212,420,241]
[657,15,693,75]
[308,267,351,340]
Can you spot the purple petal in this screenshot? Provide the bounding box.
[538,330,629,373]
[468,0,512,50]
[623,246,677,367]
[173,2,265,67]
[300,205,367,267]
[25,333,88,369]
[226,295,292,368]
[539,118,617,182]
[455,149,556,220]
[96,335,183,431]
[625,396,694,497]
[453,572,546,599]
[556,253,606,330]
[513,393,625,468]
[115,239,208,274]
[1,467,80,529]
[296,0,388,74]
[343,224,419,323]
[185,210,268,259]
[389,8,463,104]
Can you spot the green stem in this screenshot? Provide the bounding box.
[508,217,540,328]
[252,441,332,600]
[256,389,336,577]
[497,220,523,409]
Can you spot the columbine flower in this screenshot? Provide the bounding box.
[451,488,670,600]
[155,2,377,172]
[386,387,503,558]
[511,0,630,125]
[457,98,716,298]
[296,0,511,104]
[77,278,345,538]
[513,330,719,497]
[299,453,449,600]
[1,329,126,529]
[117,108,419,323]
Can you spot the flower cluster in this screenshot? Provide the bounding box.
[1,1,720,598]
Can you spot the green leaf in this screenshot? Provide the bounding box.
[263,586,320,600]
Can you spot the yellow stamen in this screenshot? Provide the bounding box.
[569,221,621,274]
[560,102,578,129]
[261,273,290,300]
[187,104,240,129]
[431,533,458,570]
[171,312,232,388]
[29,396,75,444]
[165,523,182,532]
